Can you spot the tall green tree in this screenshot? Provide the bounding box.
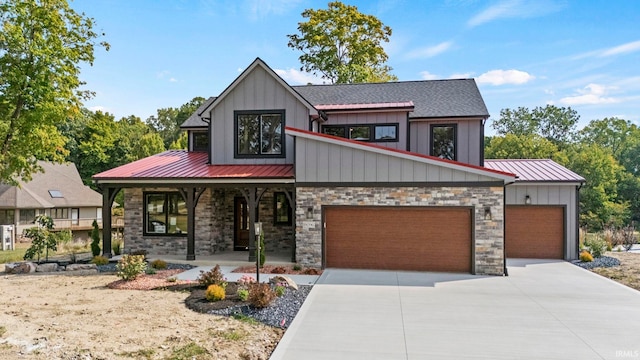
[0,0,108,184]
[287,1,397,84]
[146,97,205,148]
[491,105,579,146]
[485,134,566,163]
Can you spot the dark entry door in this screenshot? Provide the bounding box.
[234,197,250,250]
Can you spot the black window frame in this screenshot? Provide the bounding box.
[191,131,209,152]
[273,192,292,226]
[430,124,458,161]
[234,110,286,159]
[143,192,188,237]
[322,123,399,142]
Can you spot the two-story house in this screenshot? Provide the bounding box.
[93,58,584,275]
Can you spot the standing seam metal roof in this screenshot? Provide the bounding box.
[484,159,585,183]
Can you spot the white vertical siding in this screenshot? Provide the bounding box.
[209,66,310,165]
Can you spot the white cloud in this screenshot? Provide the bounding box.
[476,69,535,85]
[600,40,640,57]
[245,0,302,20]
[449,72,473,79]
[420,71,439,80]
[156,70,170,78]
[468,0,565,27]
[559,83,620,105]
[169,78,178,83]
[406,41,453,59]
[274,68,323,85]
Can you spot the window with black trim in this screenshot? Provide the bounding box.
[192,131,208,152]
[322,123,398,142]
[235,110,285,158]
[144,192,187,235]
[0,209,14,225]
[430,124,457,160]
[273,192,292,225]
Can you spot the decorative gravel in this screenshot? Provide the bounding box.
[208,285,312,328]
[96,262,195,273]
[572,255,621,270]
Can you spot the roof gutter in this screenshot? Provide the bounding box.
[502,179,517,276]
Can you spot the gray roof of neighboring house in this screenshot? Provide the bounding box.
[484,159,585,183]
[181,79,489,128]
[292,79,489,119]
[180,96,216,128]
[0,162,103,209]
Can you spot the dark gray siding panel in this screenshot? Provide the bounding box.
[409,118,483,166]
[295,137,498,184]
[209,66,310,165]
[505,184,578,260]
[322,111,408,150]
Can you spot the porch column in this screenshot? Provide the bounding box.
[179,187,206,261]
[100,186,120,258]
[240,187,267,262]
[283,189,296,262]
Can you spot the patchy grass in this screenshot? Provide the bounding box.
[118,348,155,359]
[0,243,29,263]
[591,252,640,291]
[168,342,209,360]
[208,328,247,342]
[0,326,6,337]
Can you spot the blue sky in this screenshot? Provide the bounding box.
[73,0,640,132]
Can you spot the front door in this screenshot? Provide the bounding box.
[234,197,249,250]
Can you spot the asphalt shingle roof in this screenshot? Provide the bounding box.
[180,96,216,128]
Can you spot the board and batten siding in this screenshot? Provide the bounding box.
[322,111,408,150]
[409,118,483,166]
[295,137,499,183]
[505,184,580,260]
[209,65,310,165]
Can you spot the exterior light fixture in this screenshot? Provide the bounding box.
[525,195,531,205]
[484,207,492,220]
[254,222,262,282]
[306,207,313,219]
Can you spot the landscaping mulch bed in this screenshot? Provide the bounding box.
[232,264,322,275]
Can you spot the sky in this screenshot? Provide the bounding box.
[72,0,640,133]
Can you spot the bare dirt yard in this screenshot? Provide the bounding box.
[0,269,283,360]
[590,251,640,291]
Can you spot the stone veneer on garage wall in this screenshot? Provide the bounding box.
[124,187,293,256]
[295,186,505,275]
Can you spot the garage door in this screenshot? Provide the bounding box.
[506,206,564,259]
[324,207,472,273]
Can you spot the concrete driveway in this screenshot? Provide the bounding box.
[270,259,640,359]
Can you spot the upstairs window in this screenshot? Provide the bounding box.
[322,123,398,142]
[192,131,209,152]
[430,124,457,161]
[235,110,285,158]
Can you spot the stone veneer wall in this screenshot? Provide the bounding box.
[295,186,505,275]
[124,187,294,256]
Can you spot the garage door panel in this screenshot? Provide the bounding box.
[506,206,564,259]
[325,207,471,272]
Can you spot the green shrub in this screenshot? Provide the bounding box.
[112,239,123,255]
[23,215,58,262]
[145,267,157,275]
[90,220,101,257]
[91,255,109,265]
[150,259,167,269]
[197,264,226,287]
[292,263,302,271]
[579,251,594,262]
[205,284,226,302]
[116,254,147,281]
[257,232,266,268]
[275,285,286,297]
[248,283,276,308]
[237,288,249,301]
[584,236,608,258]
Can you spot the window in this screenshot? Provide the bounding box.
[322,123,398,142]
[0,209,14,225]
[431,124,457,160]
[19,209,36,224]
[43,208,68,219]
[235,110,285,158]
[192,131,208,152]
[48,190,63,198]
[273,192,292,225]
[144,193,187,236]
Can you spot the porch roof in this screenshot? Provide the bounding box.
[93,150,294,185]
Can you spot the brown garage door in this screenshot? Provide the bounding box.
[506,206,564,259]
[324,207,472,273]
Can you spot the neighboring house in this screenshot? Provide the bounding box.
[0,162,103,241]
[93,58,584,275]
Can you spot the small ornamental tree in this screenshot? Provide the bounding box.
[90,219,101,256]
[23,215,58,262]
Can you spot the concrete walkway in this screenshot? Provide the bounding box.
[270,259,640,360]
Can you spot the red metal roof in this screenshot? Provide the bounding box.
[93,151,294,182]
[484,159,585,183]
[315,101,415,111]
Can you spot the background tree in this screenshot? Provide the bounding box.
[491,105,579,146]
[287,1,396,84]
[0,0,108,184]
[485,133,566,163]
[146,96,205,148]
